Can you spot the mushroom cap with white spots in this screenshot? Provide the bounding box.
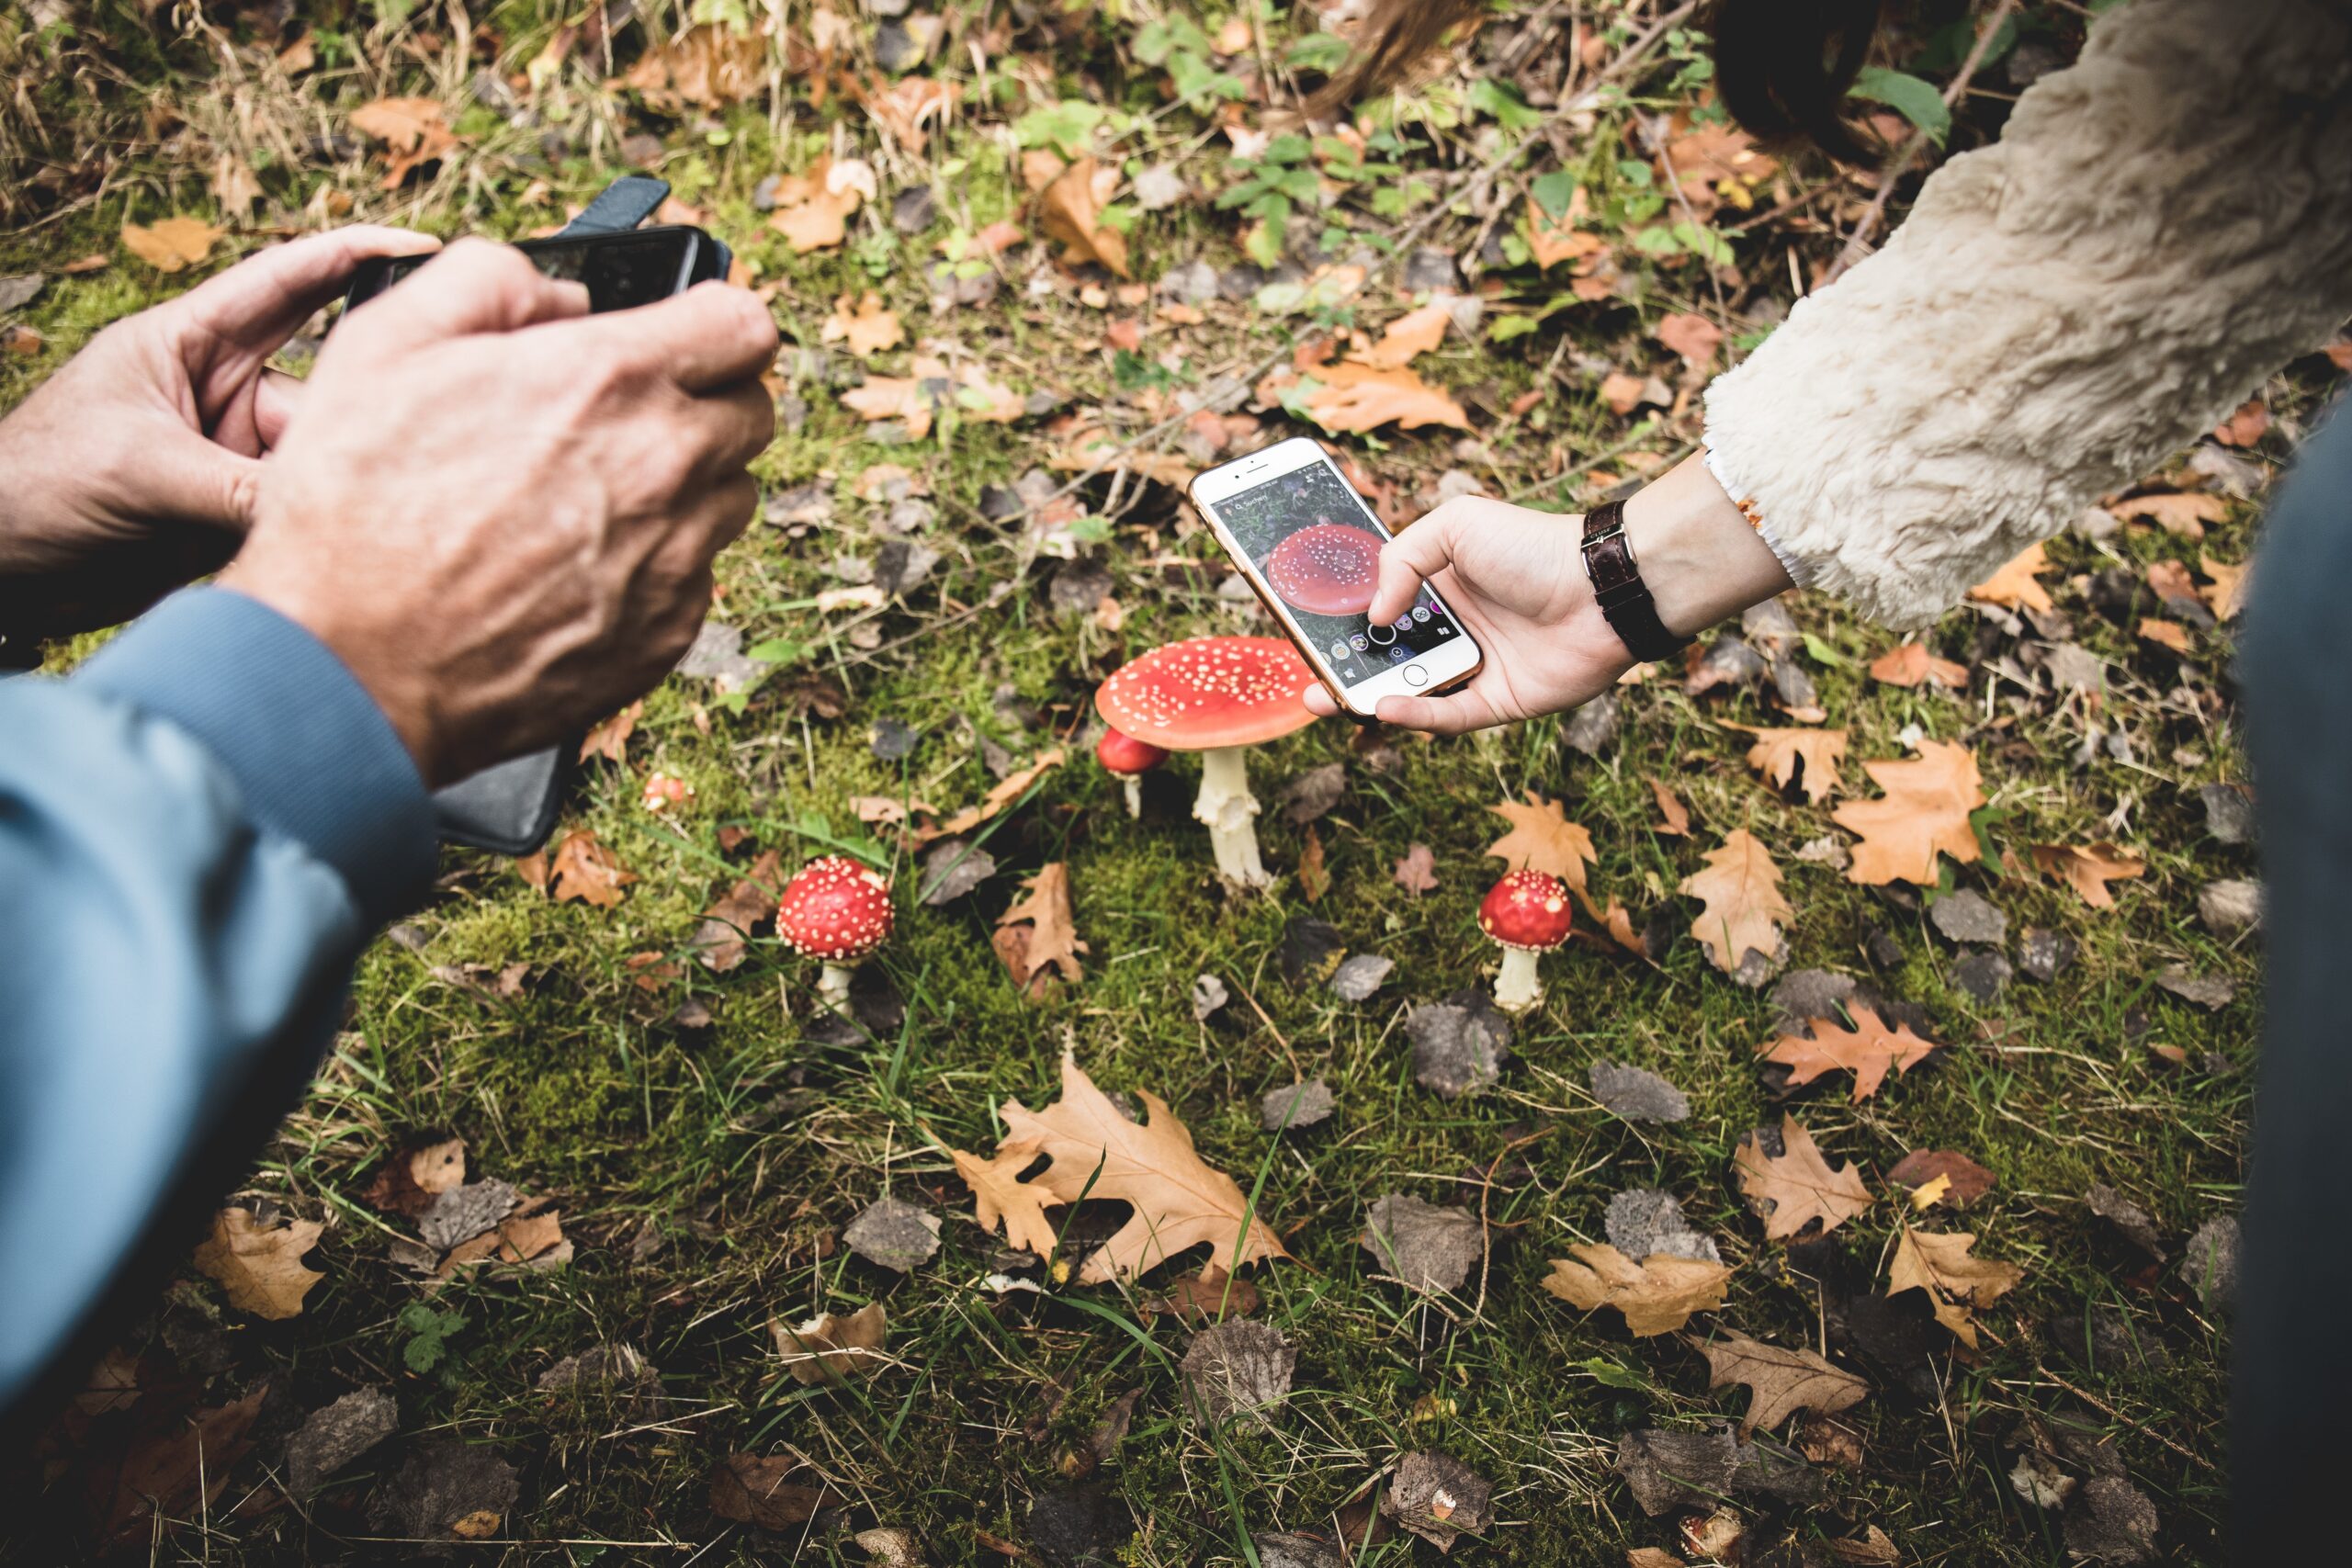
[1095,727,1170,777]
[1478,868,1573,952]
[775,855,895,962]
[1265,522,1383,617]
[1093,637,1320,752]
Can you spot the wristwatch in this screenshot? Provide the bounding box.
[1580,499,1691,664]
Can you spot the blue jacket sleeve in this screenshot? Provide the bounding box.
[0,588,434,1420]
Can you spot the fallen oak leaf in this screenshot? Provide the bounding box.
[1885,1149,1996,1208]
[1731,725,1848,804]
[1679,829,1792,975]
[1346,299,1453,370]
[822,291,905,357]
[1734,1115,1873,1242]
[546,829,637,908]
[2110,491,2226,538]
[1868,642,1969,689]
[1830,740,1984,886]
[1036,156,1129,277]
[2137,616,2193,653]
[2030,842,2145,909]
[768,156,873,253]
[1886,1226,2022,1348]
[692,849,783,972]
[2199,554,2249,621]
[1758,1006,1939,1102]
[709,1453,836,1529]
[772,1301,888,1384]
[842,374,933,440]
[1646,775,1690,836]
[578,699,642,765]
[913,747,1065,842]
[1393,842,1440,896]
[1291,361,1470,435]
[193,1207,325,1319]
[348,96,457,189]
[1690,1328,1869,1436]
[994,862,1088,995]
[623,23,768,110]
[1485,792,1597,890]
[1542,1243,1731,1337]
[1654,311,1722,369]
[1967,542,2056,615]
[120,216,221,273]
[951,1138,1060,1256]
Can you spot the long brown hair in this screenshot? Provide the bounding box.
[1314,0,1890,165]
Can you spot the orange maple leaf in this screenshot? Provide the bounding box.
[1967,542,2055,615]
[1759,1007,1939,1102]
[1731,725,1848,804]
[1485,794,1597,891]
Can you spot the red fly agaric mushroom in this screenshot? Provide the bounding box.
[1479,868,1572,1014]
[1095,636,1319,887]
[775,855,894,1010]
[1264,521,1383,617]
[1095,728,1168,818]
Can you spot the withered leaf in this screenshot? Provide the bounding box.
[1346,299,1452,370]
[1542,1243,1731,1337]
[822,290,905,357]
[362,1136,467,1216]
[1645,774,1690,836]
[693,849,782,972]
[348,96,456,188]
[995,862,1087,995]
[1758,1006,1938,1103]
[623,24,767,109]
[578,700,641,765]
[1885,1149,1996,1209]
[1486,793,1597,890]
[1886,1227,2022,1348]
[1680,830,1792,975]
[1180,1319,1295,1427]
[2030,842,2145,909]
[120,216,221,273]
[1383,1451,1494,1551]
[1393,842,1440,896]
[1653,311,1722,368]
[1734,1116,1872,1242]
[709,1453,836,1529]
[1694,1329,1869,1436]
[2112,491,2226,537]
[1832,741,1984,886]
[1968,543,2057,615]
[915,747,1065,841]
[1868,643,1969,689]
[950,1139,1059,1257]
[773,1301,888,1384]
[1735,725,1848,804]
[1036,156,1129,276]
[1361,1192,1482,1296]
[193,1207,324,1320]
[547,829,636,908]
[767,156,872,253]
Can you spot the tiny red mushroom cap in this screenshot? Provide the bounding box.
[1265,523,1384,617]
[1093,637,1320,752]
[1096,728,1169,777]
[775,855,895,963]
[1479,870,1574,952]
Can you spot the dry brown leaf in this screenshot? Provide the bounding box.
[1679,830,1792,974]
[864,75,958,153]
[1627,1551,1684,1568]
[996,1051,1291,1284]
[694,849,783,972]
[211,151,261,214]
[2111,491,2227,538]
[2137,616,2192,653]
[1967,542,2055,615]
[842,375,933,440]
[1692,1328,1869,1436]
[1599,371,1648,415]
[2030,842,2145,909]
[1867,642,1969,689]
[623,23,768,109]
[709,1453,835,1529]
[578,699,642,765]
[544,829,636,908]
[1735,725,1848,804]
[1393,843,1440,896]
[995,862,1087,994]
[1286,360,1471,434]
[1887,1227,2022,1348]
[1759,1007,1938,1102]
[1298,823,1330,902]
[193,1207,324,1320]
[823,291,904,357]
[1885,1149,1996,1209]
[1734,1115,1873,1242]
[1348,300,1452,370]
[1037,156,1130,277]
[120,217,221,273]
[1659,116,1778,217]
[773,1302,888,1384]
[348,96,456,189]
[2214,396,2269,446]
[1541,1243,1730,1337]
[2199,554,2249,621]
[362,1137,466,1216]
[915,748,1065,842]
[1485,794,1597,891]
[1528,203,1605,270]
[1831,740,1984,886]
[768,156,872,254]
[1645,775,1690,837]
[1654,311,1722,369]
[952,1139,1060,1256]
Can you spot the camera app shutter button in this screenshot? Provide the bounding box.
[1367,623,1396,646]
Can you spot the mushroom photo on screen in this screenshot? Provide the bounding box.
[1262,520,1383,617]
[1094,637,1319,887]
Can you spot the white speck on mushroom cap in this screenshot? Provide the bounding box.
[1478,868,1574,952]
[775,854,895,961]
[1092,636,1320,752]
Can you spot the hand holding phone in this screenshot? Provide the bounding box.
[1192,437,1485,721]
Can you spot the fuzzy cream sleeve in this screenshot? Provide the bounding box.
[1701,0,2352,629]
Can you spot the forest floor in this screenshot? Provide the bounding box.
[0,0,2317,1562]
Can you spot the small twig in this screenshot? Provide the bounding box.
[2007,1358,2222,1475]
[1821,0,2016,287]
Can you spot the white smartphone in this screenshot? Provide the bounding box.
[1190,436,1484,720]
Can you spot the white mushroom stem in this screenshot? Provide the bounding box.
[1122,774,1144,818]
[1493,946,1545,1014]
[817,964,854,1010]
[1194,744,1269,887]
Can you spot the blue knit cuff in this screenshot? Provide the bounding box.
[74,588,435,923]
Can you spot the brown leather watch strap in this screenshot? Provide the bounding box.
[1580,499,1691,664]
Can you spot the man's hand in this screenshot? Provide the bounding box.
[0,227,441,638]
[220,239,778,787]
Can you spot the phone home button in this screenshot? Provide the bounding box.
[1403,664,1430,688]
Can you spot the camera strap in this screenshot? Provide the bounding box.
[560,173,672,237]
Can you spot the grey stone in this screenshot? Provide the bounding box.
[889,185,935,232]
[1179,1320,1295,1426]
[2156,964,2235,1010]
[2184,1213,2239,1312]
[0,274,44,314]
[1407,1002,1509,1098]
[1260,1078,1334,1132]
[2198,878,2263,936]
[873,537,941,596]
[870,717,920,761]
[1253,1532,1344,1568]
[1400,247,1461,293]
[1329,953,1393,1002]
[673,621,763,694]
[286,1387,398,1497]
[1157,259,1219,304]
[370,1437,521,1547]
[1047,558,1114,615]
[1605,1189,1721,1264]
[1587,1060,1690,1123]
[1216,263,1270,300]
[418,1179,519,1252]
[918,839,995,905]
[2018,928,2077,983]
[1559,692,1620,756]
[2062,1474,2161,1565]
[1770,969,1856,1030]
[842,1197,942,1270]
[2199,782,2256,846]
[1361,1192,1482,1294]
[1950,951,2013,1003]
[2086,1183,2165,1260]
[1191,973,1229,1021]
[1280,761,1346,824]
[1131,164,1187,210]
[1929,888,2008,946]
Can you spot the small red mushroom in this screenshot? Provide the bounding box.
[1095,728,1168,819]
[1094,637,1320,887]
[1264,522,1384,617]
[1478,868,1573,1014]
[775,855,894,1010]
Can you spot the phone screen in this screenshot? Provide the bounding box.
[364,231,696,313]
[1207,459,1462,689]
